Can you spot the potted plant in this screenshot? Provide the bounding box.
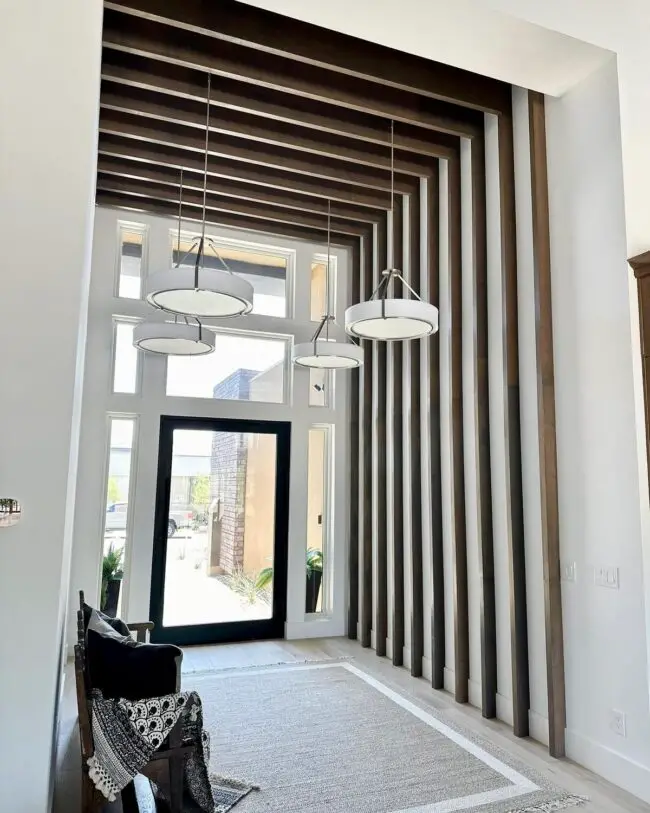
[255,547,323,613]
[305,547,323,613]
[101,544,124,618]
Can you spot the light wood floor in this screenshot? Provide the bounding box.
[54,637,650,812]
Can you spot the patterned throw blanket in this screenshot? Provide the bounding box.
[88,690,256,812]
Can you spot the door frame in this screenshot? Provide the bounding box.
[149,415,291,645]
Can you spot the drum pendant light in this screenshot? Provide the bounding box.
[144,73,254,318]
[133,317,216,356]
[134,169,216,356]
[345,121,439,341]
[293,201,364,369]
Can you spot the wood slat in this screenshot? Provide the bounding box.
[101,12,487,136]
[392,196,405,668]
[472,132,497,719]
[529,91,565,757]
[97,156,381,223]
[409,183,424,679]
[428,168,445,690]
[100,82,454,170]
[102,52,463,157]
[499,105,531,739]
[104,0,509,115]
[348,237,362,640]
[449,154,469,703]
[96,174,369,236]
[98,134,393,210]
[95,191,362,247]
[375,214,389,658]
[99,109,416,194]
[360,235,374,648]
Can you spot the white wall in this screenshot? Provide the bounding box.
[0,1,102,810]
[69,208,351,649]
[545,58,650,800]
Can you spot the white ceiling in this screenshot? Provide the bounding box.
[243,0,650,255]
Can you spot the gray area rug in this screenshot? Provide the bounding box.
[187,662,587,813]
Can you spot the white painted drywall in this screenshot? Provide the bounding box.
[545,58,650,800]
[0,1,102,810]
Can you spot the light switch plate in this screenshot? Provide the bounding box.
[561,562,576,582]
[595,565,619,589]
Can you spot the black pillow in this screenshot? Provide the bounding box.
[82,602,131,637]
[86,611,182,701]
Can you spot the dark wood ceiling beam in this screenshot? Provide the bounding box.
[104,0,509,114]
[101,12,484,135]
[101,53,469,150]
[98,110,417,193]
[97,156,382,223]
[97,134,396,209]
[96,174,369,237]
[96,190,361,248]
[99,84,448,171]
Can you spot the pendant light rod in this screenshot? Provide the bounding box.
[175,167,183,267]
[194,72,212,290]
[325,198,331,340]
[390,119,395,218]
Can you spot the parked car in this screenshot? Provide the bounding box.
[105,502,193,537]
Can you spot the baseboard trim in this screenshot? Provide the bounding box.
[422,656,432,682]
[443,667,455,695]
[496,693,514,727]
[285,617,345,640]
[566,728,650,804]
[529,709,549,746]
[468,678,482,709]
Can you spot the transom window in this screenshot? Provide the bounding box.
[169,232,290,318]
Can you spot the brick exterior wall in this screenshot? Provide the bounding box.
[210,369,256,572]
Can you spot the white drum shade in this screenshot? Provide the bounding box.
[145,267,254,317]
[345,298,439,341]
[133,321,216,356]
[293,340,364,369]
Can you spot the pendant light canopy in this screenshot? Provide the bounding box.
[293,201,364,370]
[133,319,215,356]
[144,73,254,319]
[345,121,439,341]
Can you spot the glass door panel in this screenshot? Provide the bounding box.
[150,416,290,645]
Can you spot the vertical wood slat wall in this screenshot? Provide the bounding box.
[348,91,562,754]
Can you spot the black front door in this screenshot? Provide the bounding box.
[149,415,290,645]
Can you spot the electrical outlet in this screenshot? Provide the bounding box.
[595,566,620,589]
[561,562,576,582]
[609,709,627,738]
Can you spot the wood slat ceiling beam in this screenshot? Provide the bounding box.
[99,82,451,171]
[101,52,470,151]
[95,175,371,237]
[97,156,383,224]
[96,191,363,247]
[99,110,419,194]
[104,0,509,114]
[101,11,485,136]
[97,134,397,210]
